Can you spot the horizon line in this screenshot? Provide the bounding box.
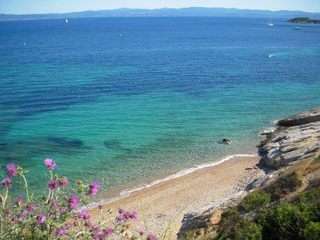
[1,6,320,16]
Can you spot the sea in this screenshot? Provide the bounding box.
[0,17,319,196]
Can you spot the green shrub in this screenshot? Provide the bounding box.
[260,202,308,240]
[239,191,271,212]
[234,221,262,240]
[298,186,320,205]
[216,185,320,240]
[304,222,320,240]
[212,166,320,240]
[296,188,320,222]
[217,218,262,240]
[216,208,241,239]
[266,172,302,200]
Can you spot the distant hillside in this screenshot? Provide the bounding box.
[1,7,320,21]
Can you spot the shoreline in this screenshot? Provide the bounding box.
[119,153,257,197]
[89,154,262,239]
[86,153,257,209]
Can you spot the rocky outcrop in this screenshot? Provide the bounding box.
[177,197,243,240]
[259,108,320,169]
[277,108,320,127]
[178,108,320,239]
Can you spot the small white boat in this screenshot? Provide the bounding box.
[65,18,69,24]
[268,23,274,27]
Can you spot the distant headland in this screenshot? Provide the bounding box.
[288,17,320,24]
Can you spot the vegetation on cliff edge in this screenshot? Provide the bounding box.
[179,156,320,240]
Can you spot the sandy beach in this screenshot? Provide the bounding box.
[89,155,261,239]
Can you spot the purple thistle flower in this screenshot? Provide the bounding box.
[116,209,138,222]
[48,179,59,191]
[6,163,17,177]
[55,227,67,237]
[68,194,80,209]
[44,158,56,170]
[58,176,69,188]
[129,210,138,220]
[18,210,28,221]
[1,176,12,188]
[36,214,46,225]
[103,227,113,237]
[116,215,124,222]
[147,233,158,240]
[91,227,106,240]
[87,181,101,196]
[78,210,90,220]
[26,203,36,213]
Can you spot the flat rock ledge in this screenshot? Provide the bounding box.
[259,108,320,169]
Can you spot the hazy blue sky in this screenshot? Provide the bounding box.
[0,0,319,14]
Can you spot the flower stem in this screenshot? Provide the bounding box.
[46,190,52,204]
[21,174,30,202]
[2,188,8,209]
[46,171,54,203]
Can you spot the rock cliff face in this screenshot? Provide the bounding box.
[258,108,320,169]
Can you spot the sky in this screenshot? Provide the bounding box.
[0,0,319,14]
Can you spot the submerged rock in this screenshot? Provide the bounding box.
[47,137,84,148]
[103,140,123,149]
[259,108,320,169]
[103,139,132,153]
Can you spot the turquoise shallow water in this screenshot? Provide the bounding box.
[0,17,320,195]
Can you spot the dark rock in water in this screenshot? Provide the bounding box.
[103,139,132,153]
[47,137,84,148]
[259,108,320,169]
[277,108,320,127]
[0,137,92,164]
[103,140,122,149]
[0,143,8,150]
[218,138,232,145]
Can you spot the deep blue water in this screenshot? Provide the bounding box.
[0,17,319,194]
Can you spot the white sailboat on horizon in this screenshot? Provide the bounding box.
[267,17,274,27]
